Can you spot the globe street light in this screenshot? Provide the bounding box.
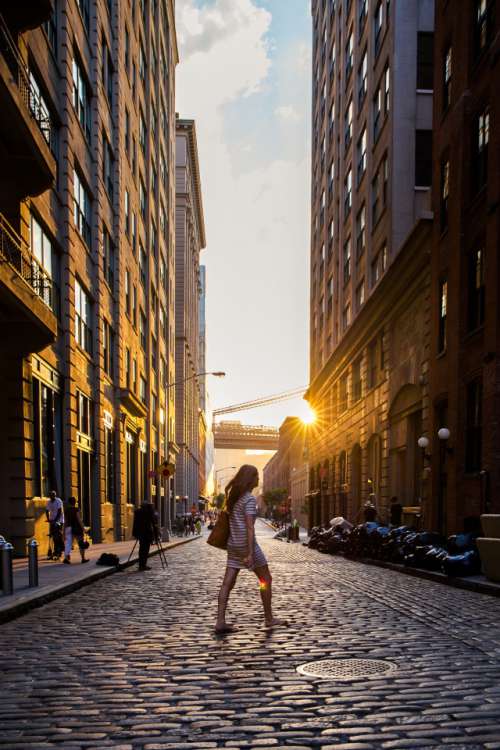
[167,371,226,389]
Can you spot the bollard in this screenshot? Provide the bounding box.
[1,542,14,596]
[28,539,39,588]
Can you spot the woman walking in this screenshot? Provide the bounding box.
[63,496,89,564]
[215,464,285,634]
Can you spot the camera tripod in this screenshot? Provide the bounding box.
[127,534,168,569]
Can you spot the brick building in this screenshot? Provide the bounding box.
[306,219,431,529]
[263,417,308,520]
[174,117,206,514]
[307,0,436,529]
[309,0,434,381]
[0,0,179,554]
[428,0,500,533]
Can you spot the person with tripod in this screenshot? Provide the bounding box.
[132,502,159,571]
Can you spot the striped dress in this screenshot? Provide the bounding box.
[226,492,267,570]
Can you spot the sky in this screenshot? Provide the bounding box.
[175,0,312,428]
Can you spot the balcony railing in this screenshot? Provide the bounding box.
[0,14,54,147]
[0,213,54,308]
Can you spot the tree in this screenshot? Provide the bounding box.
[263,488,289,521]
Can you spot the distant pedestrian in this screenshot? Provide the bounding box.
[215,464,286,634]
[132,502,159,571]
[389,496,403,527]
[195,518,202,535]
[63,497,88,564]
[46,490,64,560]
[189,515,195,535]
[363,498,377,523]
[183,516,190,537]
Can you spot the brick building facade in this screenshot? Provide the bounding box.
[0,0,179,554]
[428,0,500,533]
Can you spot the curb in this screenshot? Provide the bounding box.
[0,535,202,625]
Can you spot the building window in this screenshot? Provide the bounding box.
[139,243,147,287]
[132,285,137,327]
[104,427,115,503]
[124,190,130,234]
[474,0,494,59]
[75,279,92,353]
[151,104,157,142]
[374,0,383,57]
[416,32,434,90]
[139,42,147,83]
[151,336,157,374]
[102,37,114,103]
[343,236,351,284]
[77,0,90,33]
[102,132,114,199]
[344,98,353,149]
[438,278,447,353]
[357,126,367,183]
[368,338,379,388]
[415,130,433,187]
[125,108,130,155]
[102,226,114,289]
[73,169,91,247]
[344,168,352,215]
[126,430,137,504]
[345,29,354,81]
[29,71,56,154]
[355,280,365,310]
[339,373,348,411]
[33,379,62,498]
[131,211,137,252]
[373,84,382,141]
[440,159,450,232]
[103,318,114,376]
[443,45,452,110]
[44,5,57,51]
[371,243,387,286]
[474,106,490,193]
[465,378,482,473]
[358,0,368,34]
[139,310,146,350]
[327,275,334,314]
[160,204,167,238]
[139,375,147,403]
[468,247,485,331]
[352,358,362,401]
[125,270,130,316]
[72,57,91,141]
[31,215,59,312]
[124,26,130,74]
[384,65,390,113]
[140,178,146,218]
[77,391,92,435]
[151,392,158,427]
[125,347,131,387]
[357,49,368,109]
[372,157,387,225]
[356,204,366,258]
[139,111,146,153]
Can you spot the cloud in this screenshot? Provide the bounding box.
[175,0,311,425]
[275,104,300,121]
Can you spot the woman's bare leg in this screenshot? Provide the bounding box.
[216,567,239,630]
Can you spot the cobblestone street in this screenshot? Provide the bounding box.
[2,521,500,750]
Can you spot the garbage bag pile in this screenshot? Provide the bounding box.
[308,520,481,577]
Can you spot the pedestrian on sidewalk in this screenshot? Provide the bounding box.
[132,502,158,571]
[195,517,202,535]
[45,490,64,560]
[63,497,89,565]
[215,464,286,634]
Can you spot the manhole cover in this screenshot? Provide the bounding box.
[296,658,397,680]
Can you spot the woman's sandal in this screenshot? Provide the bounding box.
[214,624,236,634]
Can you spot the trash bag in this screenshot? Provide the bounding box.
[96,553,120,567]
[442,549,481,577]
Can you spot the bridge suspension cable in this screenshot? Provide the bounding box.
[212,386,307,418]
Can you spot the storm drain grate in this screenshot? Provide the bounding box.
[296,658,397,680]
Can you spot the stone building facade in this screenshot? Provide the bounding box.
[0,0,179,555]
[428,0,500,533]
[263,417,308,522]
[306,219,432,530]
[309,0,434,380]
[174,118,206,514]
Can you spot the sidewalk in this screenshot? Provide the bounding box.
[0,533,202,624]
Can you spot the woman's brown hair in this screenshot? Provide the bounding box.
[225,464,258,514]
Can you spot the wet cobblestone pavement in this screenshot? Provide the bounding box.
[2,521,500,750]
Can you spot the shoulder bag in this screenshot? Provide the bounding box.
[207,510,229,550]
